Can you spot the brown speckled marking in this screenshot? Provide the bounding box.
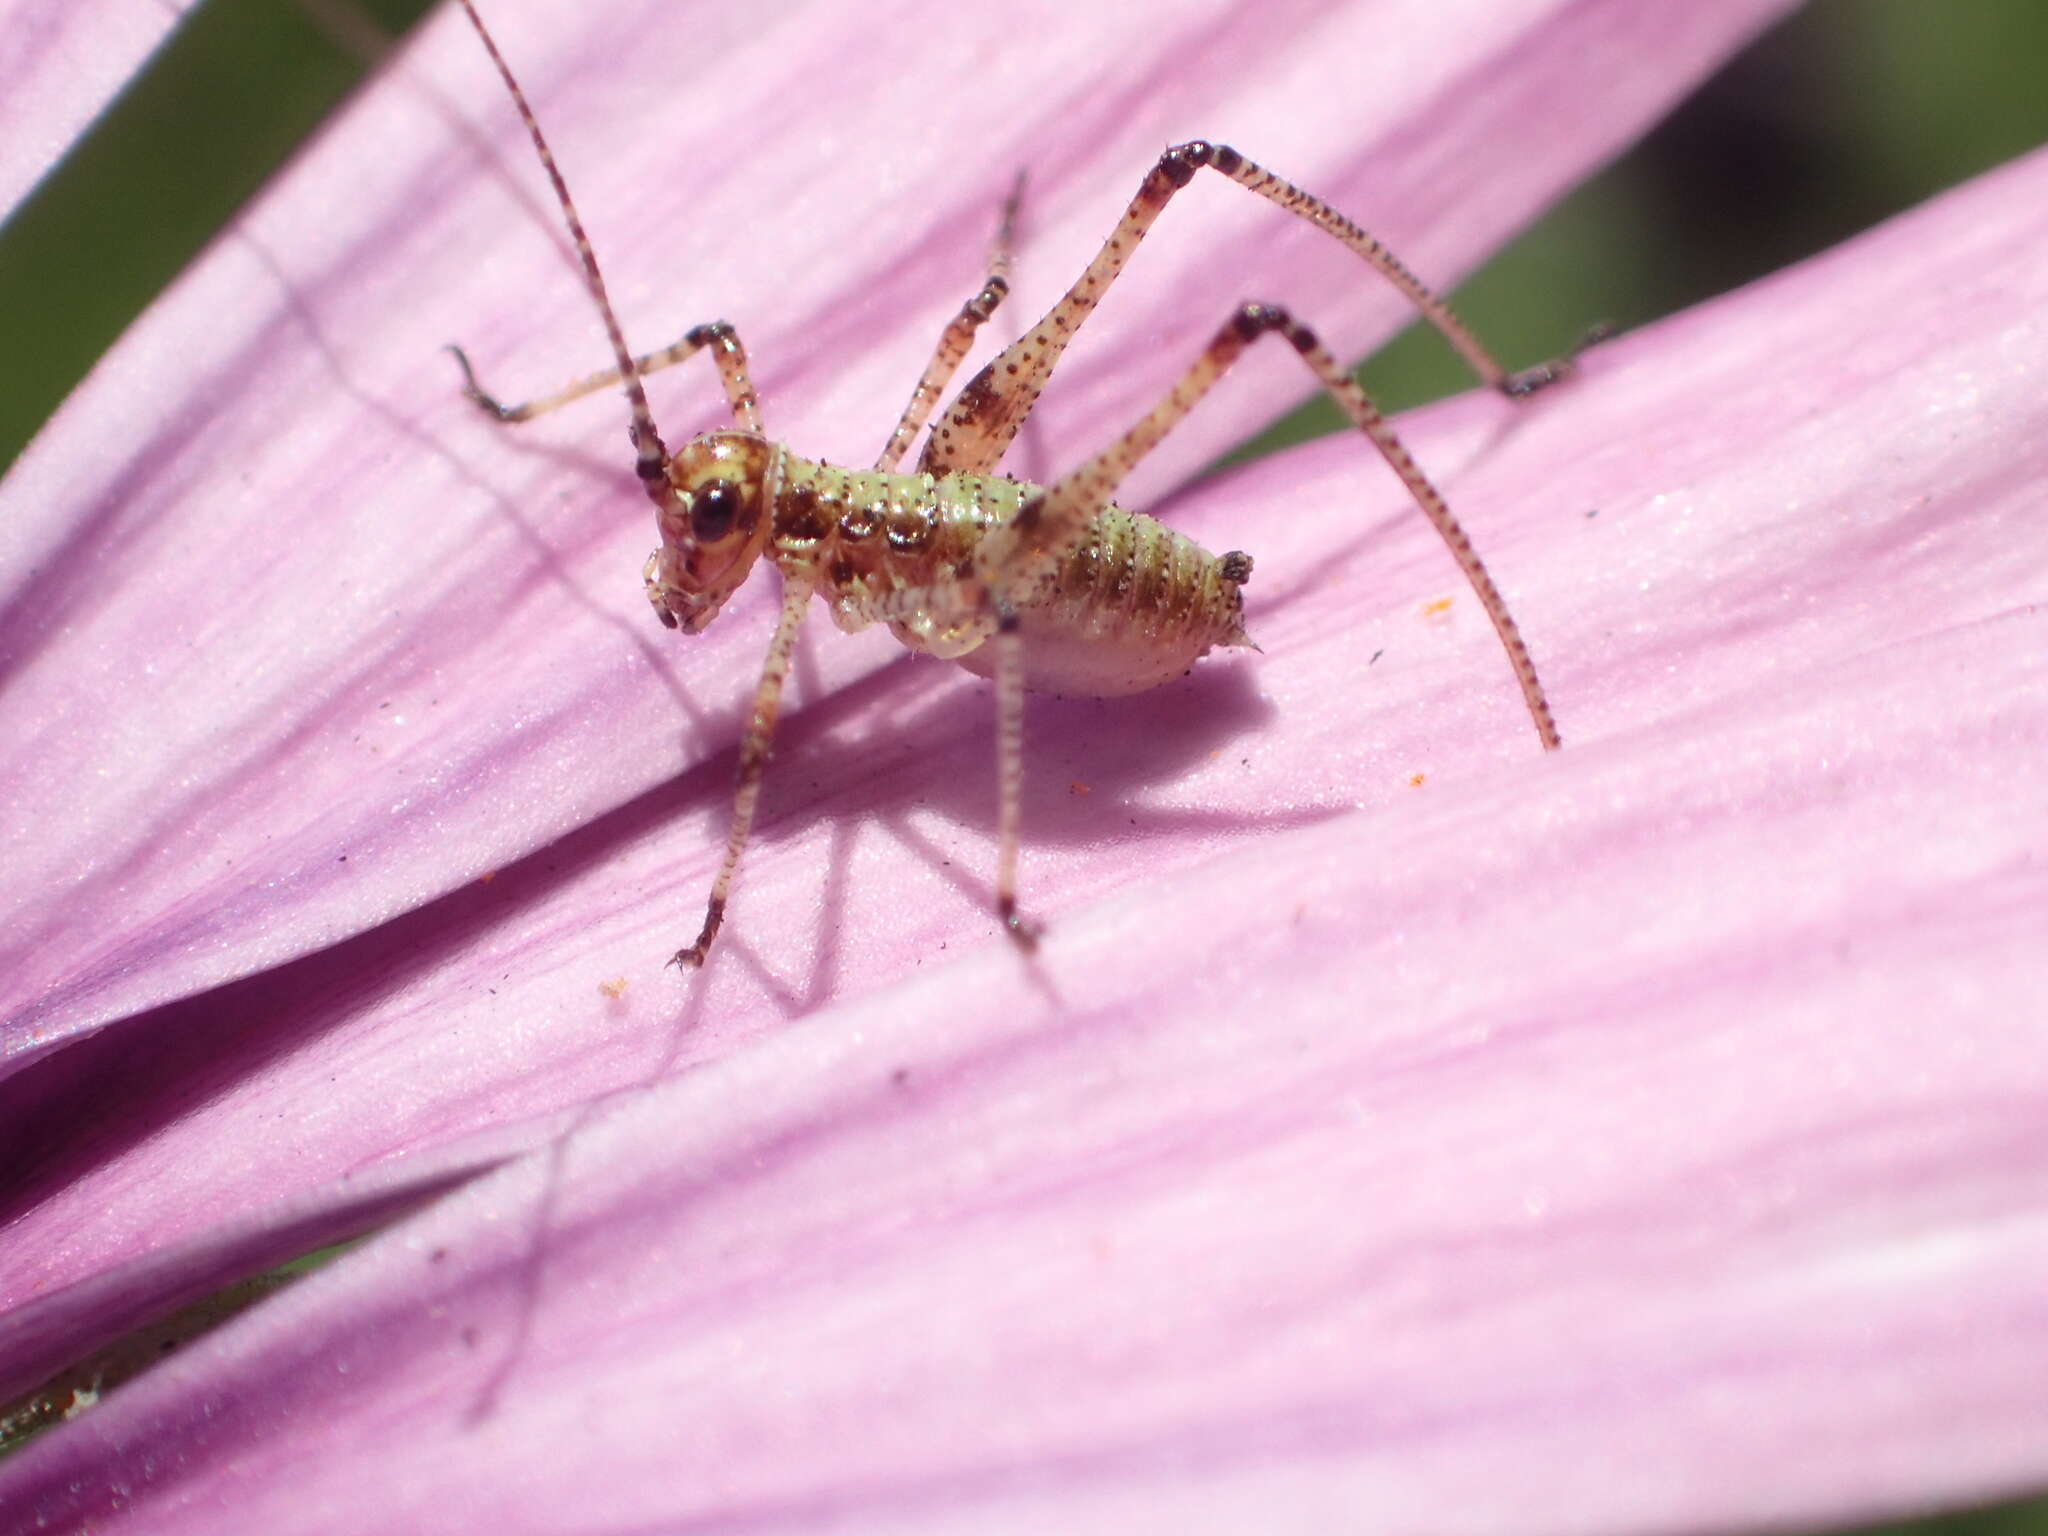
[841,500,880,541]
[780,485,829,544]
[451,1,1591,968]
[886,508,934,554]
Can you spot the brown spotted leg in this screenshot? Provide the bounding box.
[874,173,1026,471]
[923,140,1585,479]
[980,302,1563,751]
[672,567,820,968]
[990,608,1035,949]
[835,578,1036,950]
[451,320,766,433]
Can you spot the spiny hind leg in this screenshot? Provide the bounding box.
[450,319,766,433]
[979,300,1561,751]
[673,568,818,969]
[922,140,1588,478]
[875,173,1026,471]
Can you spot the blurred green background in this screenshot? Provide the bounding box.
[0,5,2044,1528]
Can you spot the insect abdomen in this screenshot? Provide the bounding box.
[961,506,1253,697]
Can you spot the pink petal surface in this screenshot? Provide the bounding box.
[0,0,1791,1366]
[4,111,2045,1536]
[0,0,1787,1062]
[0,1,186,219]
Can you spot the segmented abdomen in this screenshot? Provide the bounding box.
[988,507,1251,696]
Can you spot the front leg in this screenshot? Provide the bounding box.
[449,319,765,433]
[672,566,818,968]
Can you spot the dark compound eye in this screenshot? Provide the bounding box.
[690,479,742,542]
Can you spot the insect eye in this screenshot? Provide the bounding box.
[690,480,743,543]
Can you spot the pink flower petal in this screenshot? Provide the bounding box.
[1,0,1790,1064]
[3,99,2043,1534]
[0,2,184,218]
[0,0,1796,1388]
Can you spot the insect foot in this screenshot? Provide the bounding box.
[1500,321,1615,397]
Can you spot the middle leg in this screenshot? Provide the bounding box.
[835,579,1035,949]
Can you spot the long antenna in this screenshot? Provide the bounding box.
[454,0,670,496]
